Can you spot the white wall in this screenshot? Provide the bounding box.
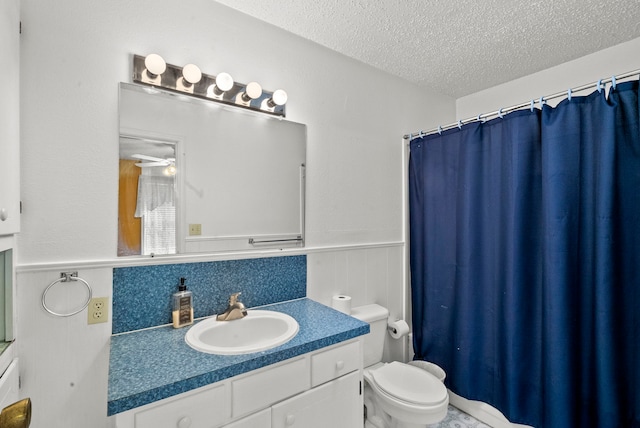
[17,1,454,427]
[457,37,640,118]
[18,0,454,265]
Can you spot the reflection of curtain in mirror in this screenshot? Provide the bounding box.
[118,160,141,256]
[135,174,176,255]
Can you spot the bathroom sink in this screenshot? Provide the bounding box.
[185,310,299,355]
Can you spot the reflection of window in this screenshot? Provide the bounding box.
[141,202,176,255]
[135,174,176,255]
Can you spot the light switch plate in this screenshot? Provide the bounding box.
[189,224,202,236]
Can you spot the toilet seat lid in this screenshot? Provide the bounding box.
[370,361,447,405]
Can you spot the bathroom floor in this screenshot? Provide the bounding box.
[427,405,491,428]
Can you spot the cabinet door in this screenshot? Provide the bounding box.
[0,0,20,236]
[222,409,270,428]
[271,371,362,428]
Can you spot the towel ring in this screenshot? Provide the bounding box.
[42,272,92,317]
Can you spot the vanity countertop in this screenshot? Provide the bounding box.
[107,298,369,415]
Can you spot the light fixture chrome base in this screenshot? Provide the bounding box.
[132,54,286,117]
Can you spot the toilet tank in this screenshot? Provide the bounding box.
[351,304,389,367]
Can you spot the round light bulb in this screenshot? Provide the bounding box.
[144,54,166,76]
[215,73,234,92]
[271,89,288,106]
[182,64,202,84]
[245,82,263,100]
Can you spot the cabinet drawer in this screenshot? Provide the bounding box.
[135,382,229,428]
[232,356,309,418]
[311,340,360,387]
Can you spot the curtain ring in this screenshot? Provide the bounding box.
[457,120,463,129]
[611,75,617,90]
[530,99,535,112]
[567,88,572,101]
[438,126,443,135]
[597,79,603,93]
[477,114,483,123]
[539,96,545,107]
[498,108,504,119]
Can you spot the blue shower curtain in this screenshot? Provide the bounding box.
[409,81,640,427]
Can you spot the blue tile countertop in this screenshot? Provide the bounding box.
[108,298,369,416]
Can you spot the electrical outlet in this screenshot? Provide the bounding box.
[88,297,109,325]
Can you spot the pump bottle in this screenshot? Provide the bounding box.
[172,277,193,328]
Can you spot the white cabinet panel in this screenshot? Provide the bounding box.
[0,0,20,236]
[223,408,270,428]
[271,371,361,428]
[0,359,18,409]
[311,340,360,387]
[232,356,309,418]
[134,382,229,428]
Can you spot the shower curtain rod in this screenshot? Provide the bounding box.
[403,68,640,141]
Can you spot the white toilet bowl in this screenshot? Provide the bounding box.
[363,361,449,428]
[349,304,449,428]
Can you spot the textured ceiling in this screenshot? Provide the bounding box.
[214,0,640,98]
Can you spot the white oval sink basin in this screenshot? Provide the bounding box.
[185,310,299,355]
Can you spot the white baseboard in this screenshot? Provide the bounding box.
[448,390,533,428]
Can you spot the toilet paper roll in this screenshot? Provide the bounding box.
[387,319,410,339]
[331,295,352,314]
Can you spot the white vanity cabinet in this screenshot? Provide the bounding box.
[111,339,363,428]
[0,0,21,236]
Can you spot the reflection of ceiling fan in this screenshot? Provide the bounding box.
[132,154,175,167]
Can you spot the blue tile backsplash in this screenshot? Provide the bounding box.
[112,255,306,334]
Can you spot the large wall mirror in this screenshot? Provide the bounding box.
[118,83,307,257]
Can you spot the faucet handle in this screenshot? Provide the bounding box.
[229,292,241,304]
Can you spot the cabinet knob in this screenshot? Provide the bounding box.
[336,360,345,371]
[177,416,192,428]
[0,208,7,222]
[285,414,296,426]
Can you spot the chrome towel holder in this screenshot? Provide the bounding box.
[41,271,92,317]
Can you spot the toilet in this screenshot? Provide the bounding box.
[351,304,448,428]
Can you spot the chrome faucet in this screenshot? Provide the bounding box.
[216,292,248,321]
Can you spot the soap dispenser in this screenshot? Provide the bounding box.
[172,277,194,328]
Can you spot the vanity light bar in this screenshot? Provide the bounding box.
[132,54,287,117]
